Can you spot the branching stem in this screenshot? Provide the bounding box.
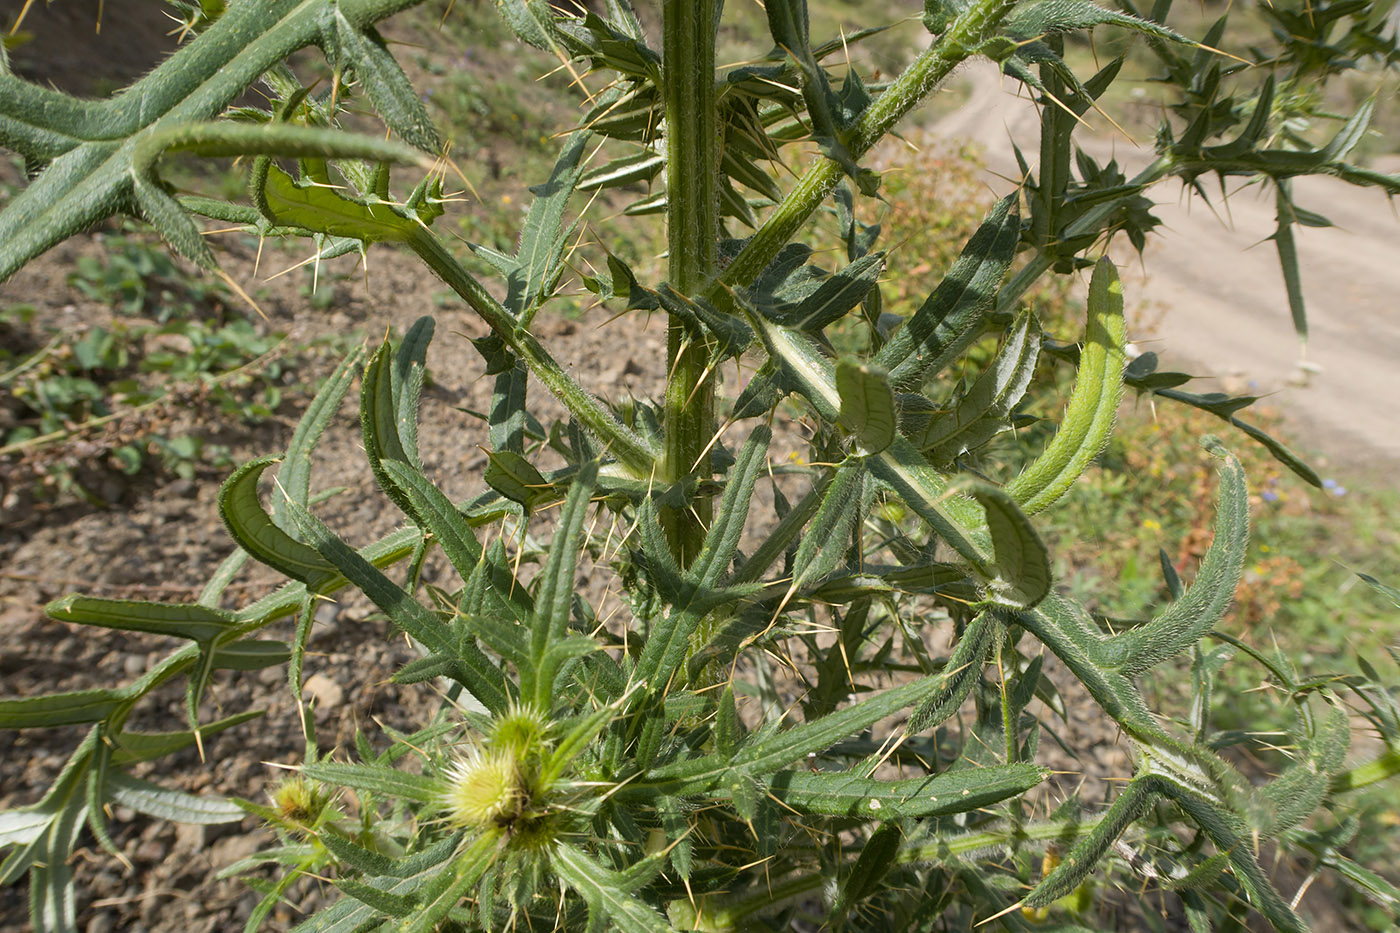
[408,227,656,475]
[706,0,1019,308]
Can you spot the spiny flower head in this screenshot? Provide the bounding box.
[441,747,524,829]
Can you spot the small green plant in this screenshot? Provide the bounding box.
[1,239,339,504]
[1,1,1399,932]
[67,223,232,321]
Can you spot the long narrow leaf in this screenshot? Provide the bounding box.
[1105,440,1247,675]
[875,196,1020,388]
[529,461,599,708]
[767,761,1047,818]
[219,457,342,591]
[552,843,672,933]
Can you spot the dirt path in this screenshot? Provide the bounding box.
[936,61,1400,469]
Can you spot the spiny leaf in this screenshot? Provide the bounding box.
[513,131,590,320]
[489,362,529,455]
[837,824,902,916]
[321,13,440,152]
[740,300,840,421]
[1162,777,1309,933]
[552,843,673,933]
[277,496,457,660]
[633,427,772,689]
[875,195,1020,389]
[777,252,885,331]
[378,460,483,579]
[390,316,434,469]
[689,424,772,590]
[529,461,599,709]
[1104,439,1246,675]
[210,639,290,672]
[319,834,399,877]
[789,461,866,592]
[300,761,439,804]
[271,345,365,535]
[287,835,462,933]
[642,660,1000,795]
[716,685,743,760]
[399,831,503,933]
[578,149,664,191]
[763,0,874,191]
[260,163,419,242]
[907,610,999,733]
[914,311,1041,463]
[1257,703,1348,835]
[484,449,554,510]
[132,174,218,270]
[361,337,426,526]
[1006,0,1192,43]
[333,878,416,919]
[111,712,264,765]
[1358,571,1400,609]
[1023,775,1161,908]
[494,0,567,51]
[767,761,1047,818]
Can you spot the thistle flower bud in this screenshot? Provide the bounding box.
[441,749,523,829]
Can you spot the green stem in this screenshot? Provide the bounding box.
[705,0,1018,305]
[408,228,657,476]
[661,0,721,566]
[999,641,1019,765]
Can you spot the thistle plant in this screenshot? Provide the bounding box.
[2,1,1400,931]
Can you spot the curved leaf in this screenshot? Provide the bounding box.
[218,457,342,592]
[1006,256,1126,513]
[1104,439,1247,675]
[972,485,1051,608]
[837,359,897,454]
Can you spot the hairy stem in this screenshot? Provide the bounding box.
[660,0,721,566]
[409,228,656,475]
